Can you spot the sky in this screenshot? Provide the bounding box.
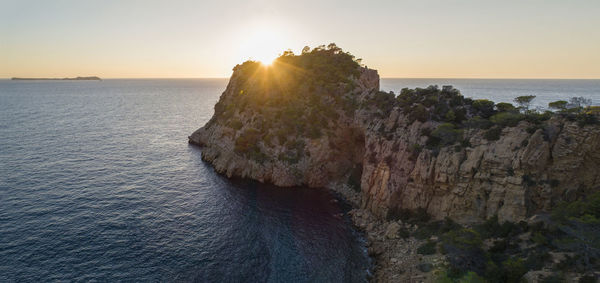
[1,0,600,79]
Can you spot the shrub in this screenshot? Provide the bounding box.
[576,113,598,126]
[442,228,487,276]
[408,143,422,161]
[444,109,456,122]
[472,99,496,118]
[525,250,550,271]
[443,228,482,250]
[578,275,597,283]
[488,239,508,254]
[370,91,396,116]
[490,112,524,127]
[235,128,262,154]
[524,111,552,124]
[484,261,506,283]
[549,100,568,111]
[476,215,520,238]
[417,240,437,255]
[464,116,494,129]
[431,123,464,146]
[496,102,517,112]
[398,227,410,239]
[413,218,460,240]
[409,104,429,123]
[460,139,471,148]
[503,257,527,283]
[514,95,536,112]
[522,175,536,186]
[526,125,540,134]
[568,96,592,110]
[228,119,244,130]
[541,273,565,283]
[551,192,600,222]
[484,126,503,141]
[306,124,322,139]
[388,207,431,223]
[532,231,548,245]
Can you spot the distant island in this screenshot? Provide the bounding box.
[11,76,101,81]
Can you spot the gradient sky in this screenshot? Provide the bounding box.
[1,0,600,78]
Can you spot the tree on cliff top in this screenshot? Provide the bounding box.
[219,44,364,157]
[549,100,568,111]
[514,95,536,113]
[233,43,361,87]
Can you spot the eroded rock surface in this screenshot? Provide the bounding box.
[190,55,600,225]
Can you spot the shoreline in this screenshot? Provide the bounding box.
[328,182,441,283]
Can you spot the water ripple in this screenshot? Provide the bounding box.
[0,79,369,282]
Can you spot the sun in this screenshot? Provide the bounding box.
[241,28,287,65]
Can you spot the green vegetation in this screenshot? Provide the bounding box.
[214,44,364,163]
[472,99,495,118]
[514,95,536,112]
[483,126,502,141]
[428,123,464,147]
[395,85,468,124]
[234,128,269,163]
[219,42,597,168]
[495,102,516,112]
[406,196,600,282]
[417,240,437,255]
[551,191,600,223]
[548,100,568,111]
[489,112,523,127]
[381,86,597,151]
[547,97,598,126]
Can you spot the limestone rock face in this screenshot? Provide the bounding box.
[189,66,377,188]
[190,64,600,224]
[360,111,600,223]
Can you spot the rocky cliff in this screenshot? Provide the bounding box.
[189,46,600,224]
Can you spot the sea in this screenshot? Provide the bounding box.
[1,78,599,282]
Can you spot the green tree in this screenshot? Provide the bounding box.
[431,123,463,146]
[490,112,524,127]
[502,258,527,283]
[548,100,568,111]
[514,95,536,112]
[472,99,495,118]
[568,96,592,112]
[496,102,516,112]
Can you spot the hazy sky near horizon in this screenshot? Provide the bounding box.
[1,0,600,78]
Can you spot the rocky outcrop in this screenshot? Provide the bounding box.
[359,113,600,223]
[189,65,376,188]
[190,57,600,225]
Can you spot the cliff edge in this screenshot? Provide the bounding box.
[189,45,600,225]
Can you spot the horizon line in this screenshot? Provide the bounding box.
[2,77,600,80]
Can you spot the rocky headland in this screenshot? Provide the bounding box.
[190,45,600,282]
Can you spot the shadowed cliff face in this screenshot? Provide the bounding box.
[189,50,376,188]
[190,50,600,224]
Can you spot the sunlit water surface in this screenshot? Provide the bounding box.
[0,79,368,282]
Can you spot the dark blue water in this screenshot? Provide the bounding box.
[0,79,369,282]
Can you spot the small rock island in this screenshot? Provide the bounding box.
[190,44,600,282]
[11,76,101,80]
